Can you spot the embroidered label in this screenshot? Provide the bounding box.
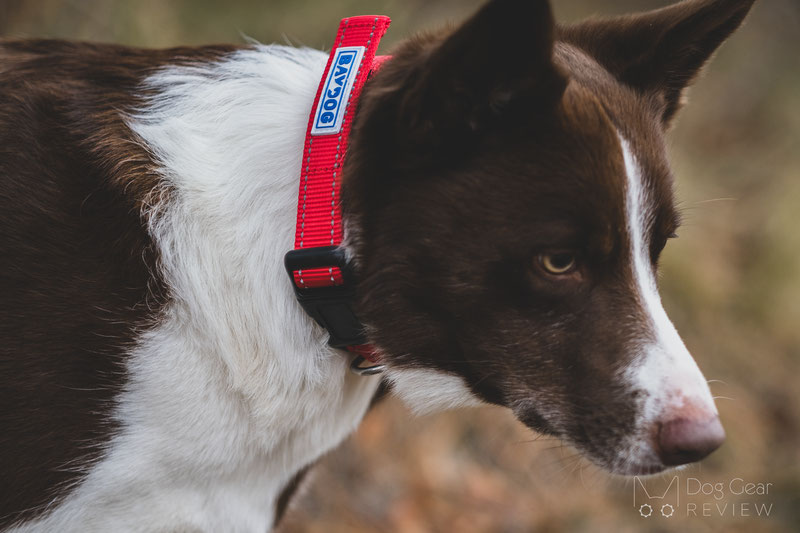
[311,46,365,136]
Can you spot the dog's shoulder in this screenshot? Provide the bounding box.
[0,39,248,529]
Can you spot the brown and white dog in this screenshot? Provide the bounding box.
[0,0,755,530]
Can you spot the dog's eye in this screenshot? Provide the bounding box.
[538,252,577,275]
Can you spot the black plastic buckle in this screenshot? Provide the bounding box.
[284,246,367,348]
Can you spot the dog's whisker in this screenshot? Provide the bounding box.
[712,395,736,402]
[694,197,738,205]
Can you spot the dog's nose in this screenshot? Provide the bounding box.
[657,414,725,466]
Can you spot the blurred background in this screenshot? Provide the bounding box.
[2,0,798,531]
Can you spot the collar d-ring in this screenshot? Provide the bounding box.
[350,355,385,376]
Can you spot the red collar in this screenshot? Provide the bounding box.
[284,16,391,361]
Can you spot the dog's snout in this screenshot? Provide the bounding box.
[656,414,725,466]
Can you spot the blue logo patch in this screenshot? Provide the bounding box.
[311,46,366,136]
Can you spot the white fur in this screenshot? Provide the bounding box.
[617,135,717,466]
[386,369,484,416]
[10,46,381,533]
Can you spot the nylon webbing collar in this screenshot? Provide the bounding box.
[284,16,391,355]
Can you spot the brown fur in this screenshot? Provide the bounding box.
[0,40,237,527]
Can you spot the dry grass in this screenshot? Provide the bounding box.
[3,0,799,531]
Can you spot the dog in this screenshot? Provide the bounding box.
[0,0,755,530]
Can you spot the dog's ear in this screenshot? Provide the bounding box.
[560,0,755,126]
[397,0,567,153]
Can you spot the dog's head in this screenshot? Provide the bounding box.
[344,0,754,475]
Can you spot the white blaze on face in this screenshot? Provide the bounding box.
[618,134,717,427]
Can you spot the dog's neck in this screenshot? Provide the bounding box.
[21,45,382,532]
